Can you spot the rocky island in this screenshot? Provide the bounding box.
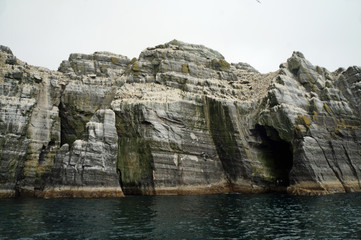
[0,40,360,198]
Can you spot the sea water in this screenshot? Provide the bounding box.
[0,193,360,239]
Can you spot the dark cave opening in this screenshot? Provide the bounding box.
[253,124,293,187]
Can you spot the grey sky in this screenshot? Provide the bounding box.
[0,0,360,73]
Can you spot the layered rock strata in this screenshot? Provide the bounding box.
[0,41,360,197]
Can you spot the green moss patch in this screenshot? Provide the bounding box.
[323,103,332,114]
[209,59,231,71]
[111,57,122,66]
[132,62,140,72]
[296,115,312,129]
[182,64,189,73]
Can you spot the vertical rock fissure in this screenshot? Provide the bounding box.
[342,144,361,188]
[314,138,347,192]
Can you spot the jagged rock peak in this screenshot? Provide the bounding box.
[67,51,129,61]
[58,50,130,77]
[0,45,18,65]
[146,39,225,60]
[292,51,305,59]
[232,62,259,73]
[0,45,13,55]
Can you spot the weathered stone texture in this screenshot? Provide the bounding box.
[43,109,123,198]
[0,40,360,197]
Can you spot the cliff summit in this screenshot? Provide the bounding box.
[0,40,360,198]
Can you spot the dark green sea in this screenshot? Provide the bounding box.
[0,193,360,239]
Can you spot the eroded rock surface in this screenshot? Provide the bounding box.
[42,109,123,198]
[0,40,360,197]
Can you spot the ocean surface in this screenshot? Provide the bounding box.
[0,193,360,240]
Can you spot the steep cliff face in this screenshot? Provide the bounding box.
[256,53,361,194]
[0,45,67,197]
[0,41,360,198]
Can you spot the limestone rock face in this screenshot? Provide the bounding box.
[0,47,67,197]
[58,51,130,78]
[42,109,123,198]
[0,40,360,197]
[256,52,361,194]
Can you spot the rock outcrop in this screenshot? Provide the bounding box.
[0,40,360,197]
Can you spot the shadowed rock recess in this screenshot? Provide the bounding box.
[0,41,360,198]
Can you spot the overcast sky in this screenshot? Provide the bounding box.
[0,0,360,73]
